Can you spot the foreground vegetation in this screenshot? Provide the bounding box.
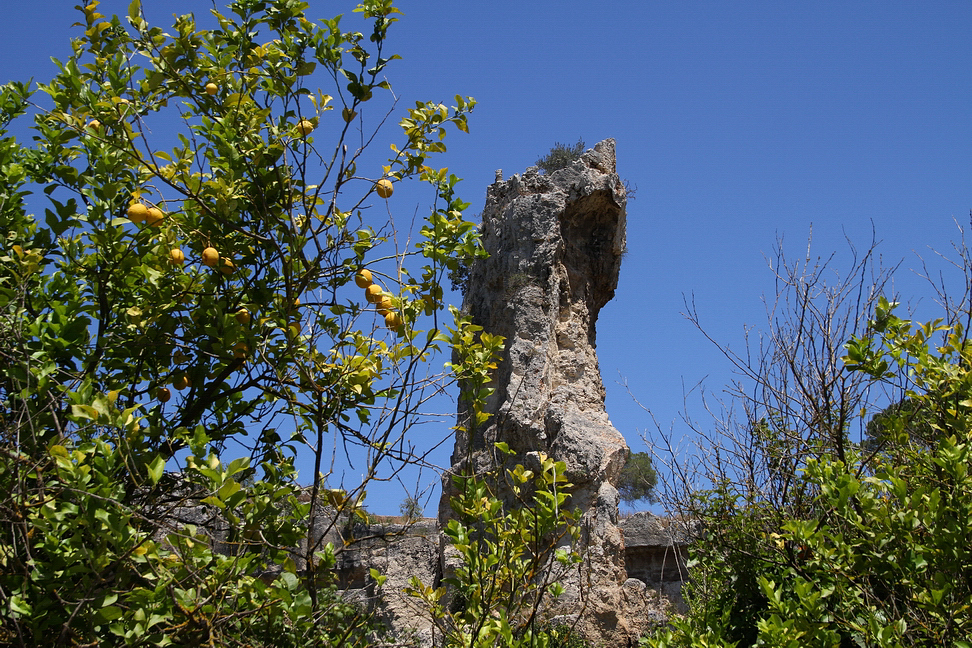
[0,0,518,645]
[643,239,972,647]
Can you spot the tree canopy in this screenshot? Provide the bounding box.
[0,1,501,644]
[617,451,658,506]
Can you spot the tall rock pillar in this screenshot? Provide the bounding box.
[443,139,644,641]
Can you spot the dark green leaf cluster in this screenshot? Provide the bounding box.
[617,451,658,506]
[536,138,585,174]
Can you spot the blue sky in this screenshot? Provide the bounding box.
[2,2,970,513]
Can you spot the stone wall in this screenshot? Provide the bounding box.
[331,512,691,638]
[619,513,693,613]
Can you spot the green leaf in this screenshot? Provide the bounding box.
[200,495,225,510]
[8,595,31,616]
[217,479,241,501]
[147,455,164,485]
[97,605,124,622]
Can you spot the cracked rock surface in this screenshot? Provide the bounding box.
[441,139,659,643]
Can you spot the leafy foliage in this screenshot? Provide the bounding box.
[617,451,658,506]
[400,495,424,520]
[407,446,583,648]
[0,1,490,645]
[535,139,585,174]
[644,268,972,646]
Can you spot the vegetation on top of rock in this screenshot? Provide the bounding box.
[399,495,423,521]
[536,138,586,173]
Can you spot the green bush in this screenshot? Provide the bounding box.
[644,296,972,647]
[407,446,583,648]
[536,139,585,174]
[0,0,485,644]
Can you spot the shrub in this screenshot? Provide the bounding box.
[407,446,583,648]
[643,243,972,646]
[536,139,586,174]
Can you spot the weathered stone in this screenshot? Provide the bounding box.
[620,512,694,613]
[441,139,661,643]
[334,517,439,637]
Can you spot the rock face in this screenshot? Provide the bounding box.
[620,513,693,613]
[334,517,440,640]
[441,139,654,643]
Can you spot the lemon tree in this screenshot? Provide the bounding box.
[0,1,492,645]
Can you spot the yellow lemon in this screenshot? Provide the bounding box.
[376,293,393,312]
[201,247,219,267]
[296,119,314,136]
[156,387,171,403]
[127,203,148,223]
[235,308,250,325]
[172,375,191,390]
[205,82,218,95]
[354,269,372,288]
[385,311,403,330]
[219,258,235,275]
[168,248,185,265]
[375,178,394,199]
[365,284,383,303]
[145,207,165,227]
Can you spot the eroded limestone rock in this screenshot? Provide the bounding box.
[441,139,658,643]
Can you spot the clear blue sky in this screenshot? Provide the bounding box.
[3,2,970,513]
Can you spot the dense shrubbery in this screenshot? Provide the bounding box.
[0,1,493,645]
[643,241,972,647]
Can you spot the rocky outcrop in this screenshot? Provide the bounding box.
[441,139,659,643]
[620,513,693,613]
[335,517,439,640]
